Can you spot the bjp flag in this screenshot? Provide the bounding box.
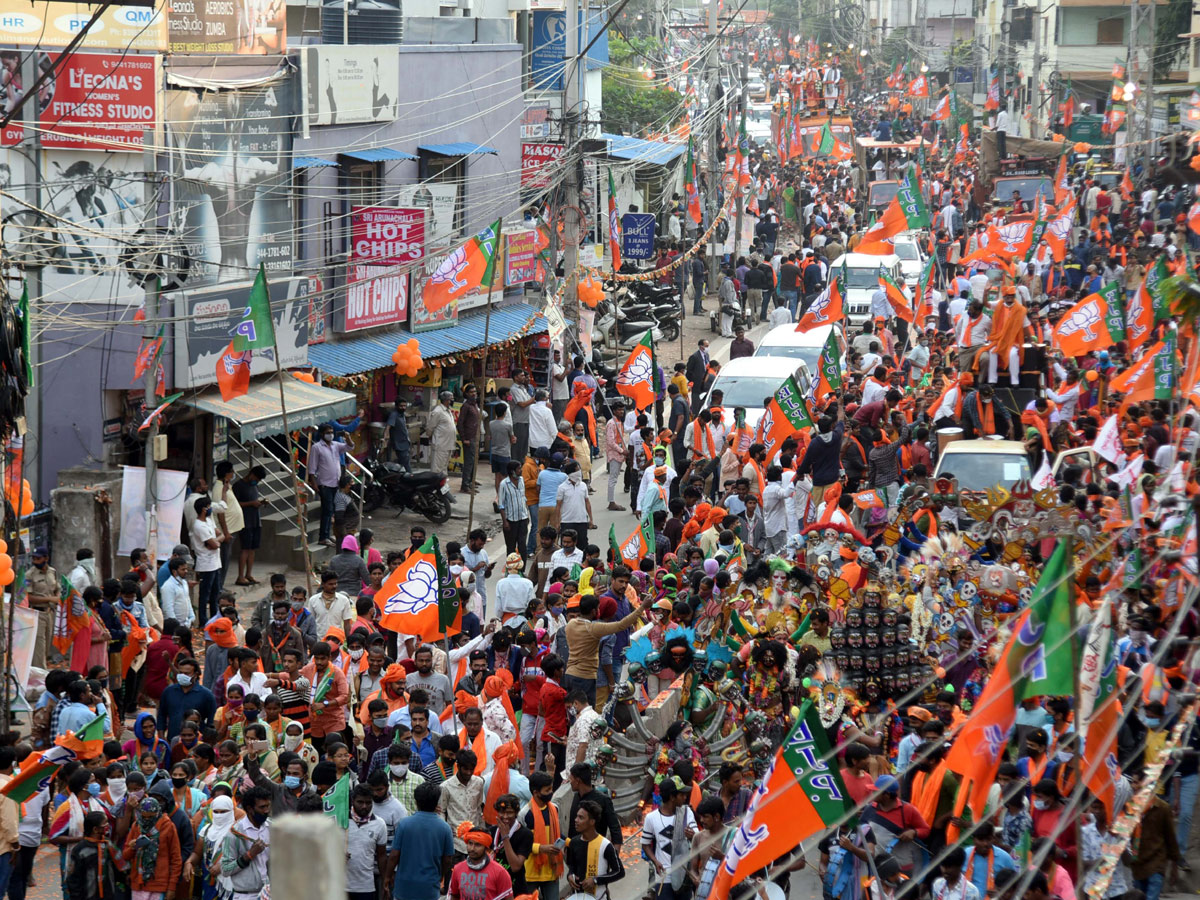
[1053,281,1125,357]
[813,331,842,400]
[422,219,501,314]
[795,276,844,333]
[760,375,813,459]
[374,535,462,642]
[1109,333,1176,410]
[615,515,656,566]
[215,342,253,402]
[878,268,915,323]
[1043,198,1077,262]
[1079,597,1121,821]
[616,330,656,411]
[931,93,951,121]
[1126,255,1168,348]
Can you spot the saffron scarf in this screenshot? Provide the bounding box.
[974,395,995,436]
[458,727,489,775]
[911,760,948,826]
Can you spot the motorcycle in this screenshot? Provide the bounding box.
[592,298,663,348]
[361,456,453,523]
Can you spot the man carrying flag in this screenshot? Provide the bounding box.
[857,168,930,254]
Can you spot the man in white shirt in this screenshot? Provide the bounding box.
[760,468,794,555]
[1141,186,1158,218]
[190,497,224,621]
[554,461,594,550]
[528,390,558,455]
[869,286,893,320]
[549,530,585,572]
[160,556,194,628]
[307,569,354,638]
[955,299,992,372]
[550,349,571,422]
[940,200,960,238]
[968,270,990,301]
[494,554,535,623]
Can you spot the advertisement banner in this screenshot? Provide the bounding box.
[505,230,539,286]
[350,207,424,265]
[0,2,166,49]
[391,184,459,250]
[531,8,609,90]
[521,141,564,188]
[174,275,309,388]
[409,265,458,332]
[165,66,295,286]
[168,0,285,53]
[29,52,159,151]
[0,148,148,307]
[344,265,408,331]
[303,46,398,126]
[118,465,191,561]
[622,212,656,260]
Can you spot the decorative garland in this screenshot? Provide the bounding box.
[1084,701,1197,898]
[609,191,738,282]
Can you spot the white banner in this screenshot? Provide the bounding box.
[304,46,399,127]
[118,466,191,561]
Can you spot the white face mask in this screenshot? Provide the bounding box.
[1056,750,1072,763]
[568,470,582,484]
[106,778,127,801]
[1032,798,1049,811]
[349,648,364,660]
[322,433,333,443]
[283,734,303,752]
[390,764,409,778]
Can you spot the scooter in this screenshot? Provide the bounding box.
[361,455,453,523]
[592,298,664,348]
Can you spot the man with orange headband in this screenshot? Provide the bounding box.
[448,820,512,900]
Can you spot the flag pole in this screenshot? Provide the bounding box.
[269,299,313,596]
[466,222,503,545]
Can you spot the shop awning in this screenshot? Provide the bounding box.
[341,148,419,162]
[308,303,546,376]
[418,142,498,156]
[600,133,686,166]
[293,156,338,169]
[182,376,357,442]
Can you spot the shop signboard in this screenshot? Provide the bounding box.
[168,0,285,53]
[165,66,295,285]
[621,213,656,260]
[0,2,166,49]
[409,264,458,332]
[521,141,564,188]
[350,206,424,265]
[344,265,409,331]
[504,230,539,285]
[303,46,398,127]
[30,52,158,151]
[174,275,309,388]
[391,184,459,250]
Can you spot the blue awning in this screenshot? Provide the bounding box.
[600,132,686,166]
[293,156,338,169]
[418,142,498,157]
[308,303,546,376]
[340,148,419,162]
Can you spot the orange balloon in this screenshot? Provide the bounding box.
[0,540,9,554]
[0,570,15,586]
[19,484,32,517]
[291,371,317,384]
[0,553,12,572]
[1073,141,1092,153]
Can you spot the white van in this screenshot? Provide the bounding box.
[829,252,903,325]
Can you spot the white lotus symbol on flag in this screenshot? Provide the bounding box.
[996,222,1029,254]
[1057,303,1101,341]
[1047,215,1072,242]
[1127,292,1147,339]
[621,538,641,561]
[383,560,438,615]
[619,352,652,387]
[807,286,832,322]
[759,406,776,441]
[431,247,470,292]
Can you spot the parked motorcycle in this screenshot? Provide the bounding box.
[592,298,664,348]
[361,456,453,523]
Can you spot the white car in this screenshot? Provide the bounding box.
[754,323,845,374]
[828,252,903,325]
[893,232,927,287]
[746,103,773,147]
[702,355,813,431]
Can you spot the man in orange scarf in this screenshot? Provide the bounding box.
[910,743,963,857]
[357,663,408,724]
[983,288,1033,386]
[458,706,502,775]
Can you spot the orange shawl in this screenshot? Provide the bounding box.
[458,727,489,775]
[982,300,1028,365]
[911,760,948,826]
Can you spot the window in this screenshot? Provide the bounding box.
[1096,16,1124,44]
[343,162,381,207]
[419,152,467,236]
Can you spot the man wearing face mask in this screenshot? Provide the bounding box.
[156,658,215,739]
[26,546,60,670]
[553,462,595,551]
[960,383,1013,440]
[286,587,318,650]
[261,600,305,672]
[306,424,350,547]
[274,649,312,734]
[636,447,676,517]
[219,786,271,897]
[984,287,1034,386]
[247,745,319,815]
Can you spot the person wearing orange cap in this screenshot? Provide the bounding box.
[448,820,512,900]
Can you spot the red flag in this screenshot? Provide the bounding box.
[215,341,252,403]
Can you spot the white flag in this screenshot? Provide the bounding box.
[1113,453,1144,490]
[1092,414,1125,466]
[1031,456,1055,490]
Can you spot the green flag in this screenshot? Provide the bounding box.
[232,265,276,352]
[1013,538,1079,701]
[608,524,621,565]
[18,281,32,389]
[641,510,656,559]
[1097,280,1126,342]
[1145,255,1172,323]
[1024,192,1047,263]
[322,773,351,829]
[428,535,461,632]
[895,166,931,229]
[1154,329,1177,400]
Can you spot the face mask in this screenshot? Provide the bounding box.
[350,648,365,660]
[390,764,409,778]
[33,561,46,569]
[449,564,463,577]
[273,616,287,625]
[372,717,389,729]
[1145,717,1161,728]
[654,456,666,465]
[284,734,303,751]
[719,543,734,554]
[107,779,127,800]
[568,471,582,484]
[1032,798,1049,811]
[1056,750,1072,763]
[283,775,302,790]
[322,434,333,443]
[128,789,145,803]
[550,606,563,617]
[247,809,268,826]
[176,674,192,687]
[291,601,305,611]
[87,783,101,797]
[244,710,259,722]
[171,777,188,789]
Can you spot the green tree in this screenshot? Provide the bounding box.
[1155,0,1191,80]
[601,35,684,135]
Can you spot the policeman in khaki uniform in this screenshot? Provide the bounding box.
[26,546,60,670]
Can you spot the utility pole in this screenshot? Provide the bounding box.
[705,0,721,292]
[142,130,161,570]
[1030,4,1042,137]
[562,0,581,338]
[19,53,40,501]
[732,46,749,260]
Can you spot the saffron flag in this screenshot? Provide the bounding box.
[616,330,656,410]
[814,331,842,399]
[886,64,904,88]
[795,275,844,333]
[55,713,106,760]
[139,392,184,432]
[816,123,853,160]
[1188,201,1200,236]
[1079,597,1121,821]
[2,745,77,804]
[1053,281,1126,356]
[878,268,914,323]
[1060,90,1076,128]
[1043,198,1077,263]
[1110,333,1176,408]
[215,342,253,403]
[707,700,851,900]
[1053,154,1070,206]
[907,74,930,98]
[857,168,929,254]
[931,93,951,121]
[1120,170,1134,203]
[1024,192,1049,262]
[608,169,622,271]
[953,123,969,165]
[915,255,937,322]
[133,327,164,381]
[761,375,813,460]
[374,535,462,642]
[1142,254,1172,324]
[233,265,276,351]
[985,69,1000,110]
[944,538,1077,818]
[423,219,502,314]
[685,138,703,224]
[616,515,656,566]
